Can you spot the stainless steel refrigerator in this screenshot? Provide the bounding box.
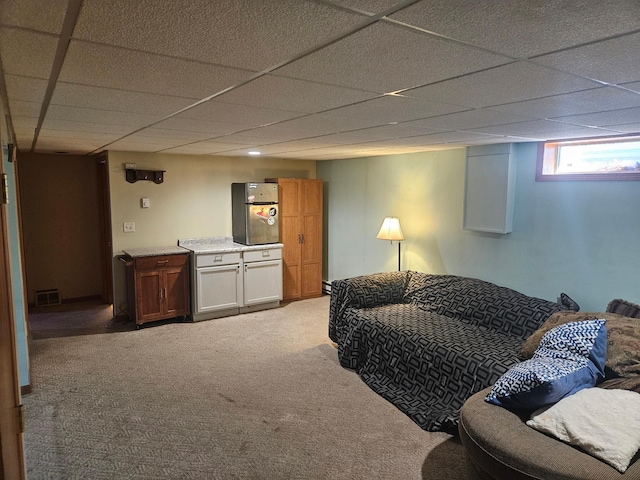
[231,182,279,245]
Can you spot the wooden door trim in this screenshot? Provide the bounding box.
[96,153,114,305]
[0,154,26,479]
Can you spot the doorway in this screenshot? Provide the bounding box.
[17,152,114,328]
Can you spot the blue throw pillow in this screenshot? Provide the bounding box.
[485,319,607,410]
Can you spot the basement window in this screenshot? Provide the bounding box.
[536,135,640,181]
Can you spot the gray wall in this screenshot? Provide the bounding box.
[318,142,640,312]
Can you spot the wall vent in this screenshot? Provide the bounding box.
[35,289,61,307]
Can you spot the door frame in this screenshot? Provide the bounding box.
[0,156,26,479]
[96,152,113,305]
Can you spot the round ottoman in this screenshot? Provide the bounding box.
[458,387,640,480]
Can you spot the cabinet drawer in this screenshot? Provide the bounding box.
[196,251,241,267]
[135,254,188,270]
[243,248,282,263]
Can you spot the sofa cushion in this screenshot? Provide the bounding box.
[337,302,524,433]
[527,388,640,473]
[520,311,640,377]
[402,273,563,340]
[486,320,606,410]
[344,271,409,309]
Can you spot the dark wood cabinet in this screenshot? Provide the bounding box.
[125,253,190,327]
[267,178,323,301]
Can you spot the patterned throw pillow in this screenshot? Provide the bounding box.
[486,319,607,410]
[520,311,640,377]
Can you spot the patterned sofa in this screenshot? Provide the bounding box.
[329,271,566,434]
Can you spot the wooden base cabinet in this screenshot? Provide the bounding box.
[267,178,322,301]
[125,253,190,327]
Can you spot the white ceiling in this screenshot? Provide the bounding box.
[1,0,640,160]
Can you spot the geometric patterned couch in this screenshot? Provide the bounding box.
[329,271,566,434]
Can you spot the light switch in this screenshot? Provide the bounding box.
[141,197,150,208]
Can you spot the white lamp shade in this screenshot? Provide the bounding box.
[376,217,404,241]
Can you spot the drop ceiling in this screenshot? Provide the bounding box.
[1,0,640,160]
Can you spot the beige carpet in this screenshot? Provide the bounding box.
[24,296,469,479]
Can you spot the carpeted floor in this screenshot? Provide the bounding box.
[24,296,469,480]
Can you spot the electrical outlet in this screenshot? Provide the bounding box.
[123,222,135,233]
[125,163,137,170]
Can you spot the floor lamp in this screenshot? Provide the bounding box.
[376,217,404,271]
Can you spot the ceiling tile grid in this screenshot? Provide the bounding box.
[1,0,640,159]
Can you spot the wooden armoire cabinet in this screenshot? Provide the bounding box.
[267,178,323,301]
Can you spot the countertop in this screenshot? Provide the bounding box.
[122,246,190,258]
[178,237,283,254]
[122,239,284,257]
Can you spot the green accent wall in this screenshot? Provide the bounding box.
[318,142,640,312]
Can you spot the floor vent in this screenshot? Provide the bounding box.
[35,289,61,307]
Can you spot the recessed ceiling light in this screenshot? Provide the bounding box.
[248,151,261,156]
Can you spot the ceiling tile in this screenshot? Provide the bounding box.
[7,99,40,118]
[467,119,619,138]
[328,95,469,123]
[275,22,511,93]
[33,137,100,154]
[407,61,600,108]
[11,116,38,134]
[110,132,194,149]
[604,122,640,133]
[45,105,163,127]
[160,145,226,155]
[215,74,379,113]
[59,41,256,98]
[73,0,364,70]
[175,101,303,129]
[622,81,640,94]
[488,87,640,119]
[533,33,640,85]
[0,28,58,78]
[50,83,196,116]
[0,0,68,33]
[37,129,122,142]
[390,0,640,58]
[328,0,403,14]
[211,131,302,146]
[270,107,450,137]
[130,128,216,142]
[40,118,134,135]
[4,75,48,103]
[551,107,640,127]
[152,116,246,136]
[369,130,503,147]
[405,108,536,130]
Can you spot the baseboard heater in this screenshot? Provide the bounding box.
[35,289,61,307]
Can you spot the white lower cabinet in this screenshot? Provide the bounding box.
[191,247,282,321]
[243,249,283,306]
[195,264,242,313]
